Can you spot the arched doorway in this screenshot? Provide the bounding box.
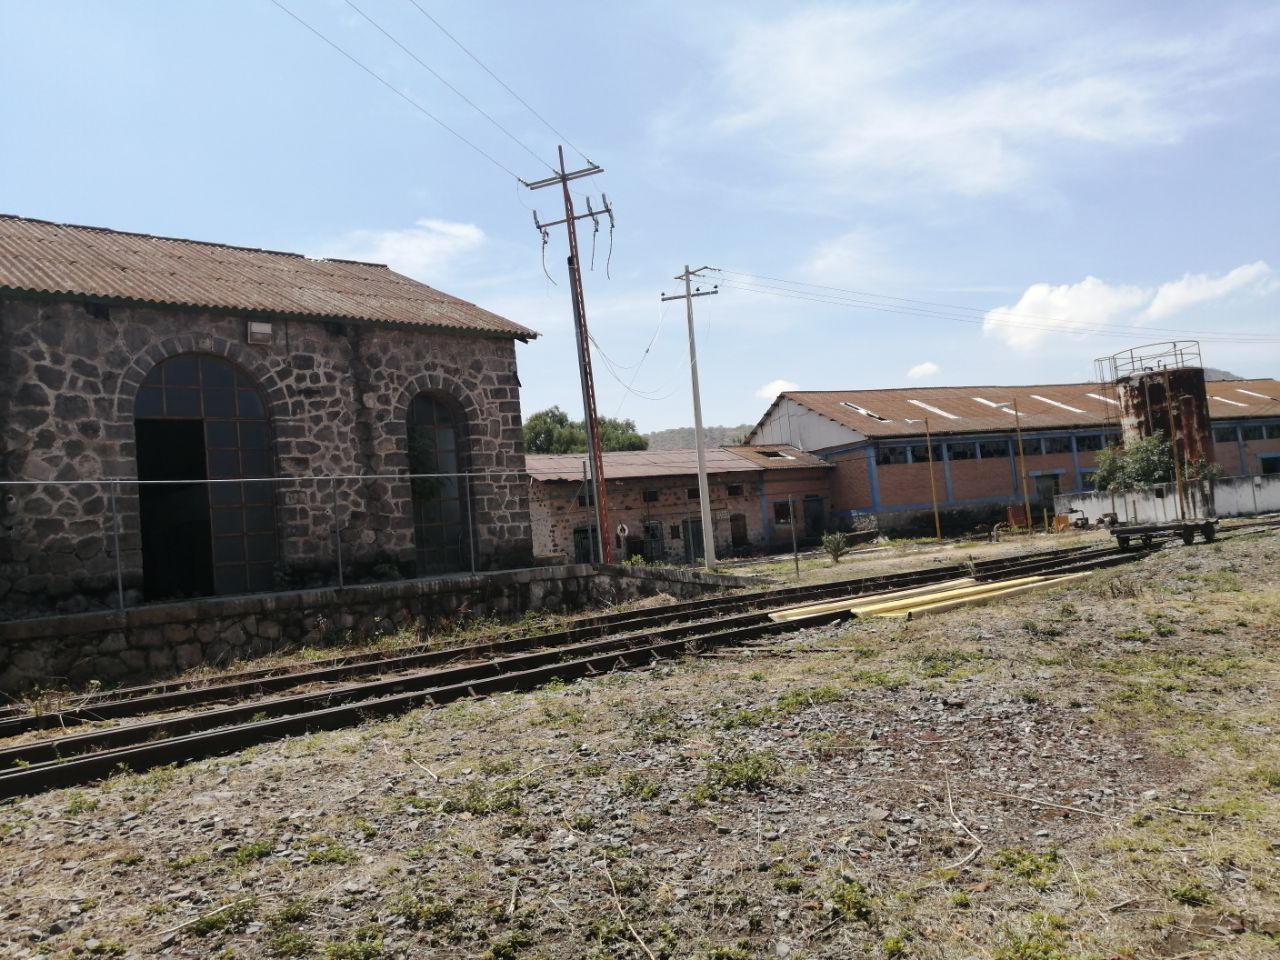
[134,354,277,598]
[407,393,469,574]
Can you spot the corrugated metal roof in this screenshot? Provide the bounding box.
[526,445,829,482]
[0,215,537,339]
[756,379,1280,442]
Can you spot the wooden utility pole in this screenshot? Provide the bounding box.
[662,266,718,568]
[525,146,614,563]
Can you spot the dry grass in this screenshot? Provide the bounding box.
[1,530,1278,959]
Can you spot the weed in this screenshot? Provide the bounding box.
[1169,881,1212,906]
[748,671,767,682]
[570,813,596,831]
[706,750,780,792]
[1113,628,1150,643]
[389,894,454,930]
[323,924,383,960]
[1248,767,1280,790]
[189,897,256,937]
[85,940,127,956]
[883,934,907,957]
[115,853,143,867]
[619,773,659,800]
[950,891,971,908]
[484,930,534,959]
[229,839,274,865]
[168,851,211,874]
[64,790,99,815]
[775,684,844,712]
[829,879,876,923]
[268,931,316,957]
[996,847,1059,890]
[304,838,358,865]
[439,781,523,817]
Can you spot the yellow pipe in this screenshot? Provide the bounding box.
[846,575,1054,617]
[768,578,975,623]
[898,573,1089,619]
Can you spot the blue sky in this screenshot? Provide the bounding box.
[3,1,1278,431]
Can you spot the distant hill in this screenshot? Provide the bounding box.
[1204,367,1245,381]
[645,424,755,450]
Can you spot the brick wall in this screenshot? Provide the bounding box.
[0,296,534,618]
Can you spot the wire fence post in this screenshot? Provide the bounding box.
[329,476,344,589]
[462,474,476,574]
[109,480,125,610]
[789,495,800,580]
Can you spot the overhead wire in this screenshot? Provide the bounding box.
[267,0,524,181]
[709,271,1280,345]
[403,0,594,165]
[340,0,556,174]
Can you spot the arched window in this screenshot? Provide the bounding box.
[134,355,277,598]
[407,393,468,574]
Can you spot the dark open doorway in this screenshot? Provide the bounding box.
[134,354,278,600]
[136,419,213,599]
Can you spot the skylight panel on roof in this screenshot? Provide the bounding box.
[907,399,960,419]
[840,402,891,422]
[1237,389,1277,400]
[1031,394,1085,414]
[1212,396,1248,407]
[972,396,1021,416]
[1086,392,1120,406]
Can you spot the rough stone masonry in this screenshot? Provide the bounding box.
[0,296,535,619]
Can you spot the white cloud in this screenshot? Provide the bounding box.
[756,379,798,401]
[1146,261,1271,320]
[907,361,939,380]
[318,218,486,281]
[701,6,1270,199]
[983,261,1274,351]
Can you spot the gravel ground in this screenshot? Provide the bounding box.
[2,529,1278,959]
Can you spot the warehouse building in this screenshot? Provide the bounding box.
[527,446,833,563]
[748,381,1280,531]
[0,215,537,619]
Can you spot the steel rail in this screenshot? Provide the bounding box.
[0,544,1116,735]
[0,548,1147,799]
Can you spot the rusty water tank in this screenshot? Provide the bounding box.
[1116,366,1216,465]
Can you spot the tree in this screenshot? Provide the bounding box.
[1092,432,1174,492]
[523,407,648,454]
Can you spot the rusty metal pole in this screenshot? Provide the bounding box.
[924,417,942,541]
[525,147,612,563]
[1012,399,1032,531]
[789,495,799,579]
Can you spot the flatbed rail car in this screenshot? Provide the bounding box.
[1111,517,1218,549]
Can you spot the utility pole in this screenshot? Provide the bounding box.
[525,146,614,563]
[1012,399,1032,532]
[662,266,718,568]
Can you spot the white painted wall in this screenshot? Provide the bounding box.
[1054,475,1280,523]
[750,398,864,453]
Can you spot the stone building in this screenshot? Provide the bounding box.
[748,380,1280,532]
[0,215,537,619]
[527,446,833,563]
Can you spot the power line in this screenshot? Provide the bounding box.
[711,268,1280,343]
[710,272,1280,345]
[267,0,523,181]
[403,0,594,165]
[341,0,555,174]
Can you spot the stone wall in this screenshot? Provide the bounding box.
[0,563,760,695]
[0,295,534,618]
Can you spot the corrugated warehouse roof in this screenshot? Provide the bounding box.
[0,215,536,340]
[526,445,829,482]
[756,380,1280,441]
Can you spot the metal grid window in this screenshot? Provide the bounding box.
[135,354,277,597]
[408,393,468,575]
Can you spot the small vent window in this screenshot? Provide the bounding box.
[727,484,744,497]
[642,489,659,503]
[687,487,700,500]
[1213,427,1238,443]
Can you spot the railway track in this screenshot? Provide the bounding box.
[0,538,1203,799]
